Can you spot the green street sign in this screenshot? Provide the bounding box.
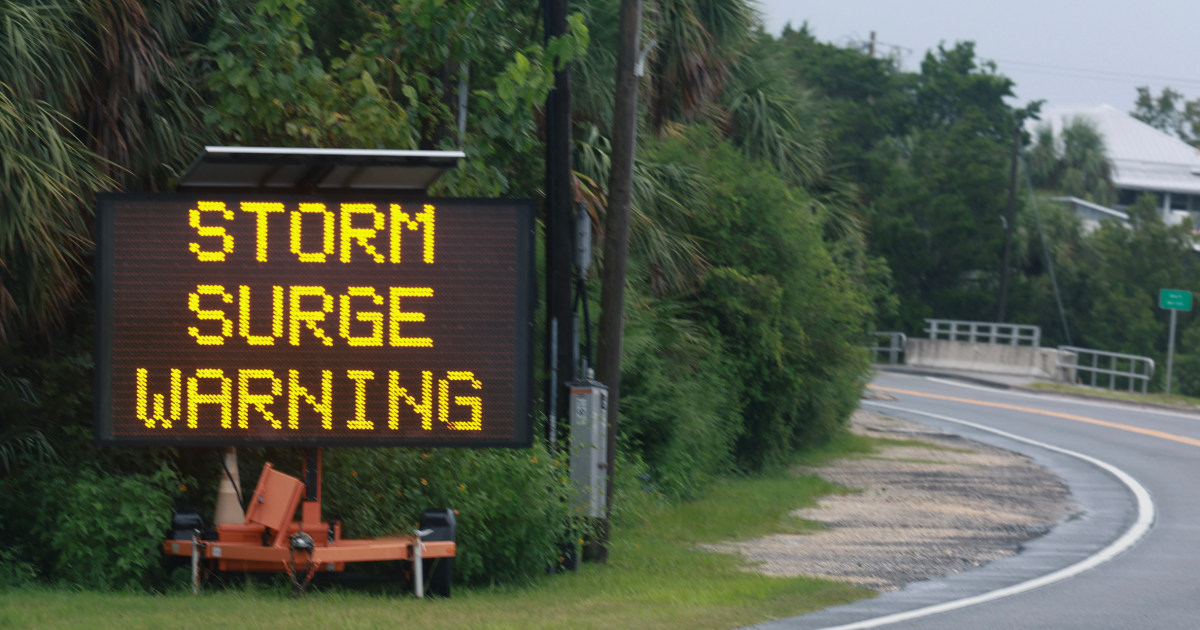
[1160,289,1193,311]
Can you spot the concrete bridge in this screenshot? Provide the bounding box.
[871,319,1156,394]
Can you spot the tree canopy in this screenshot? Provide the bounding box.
[15,0,1200,591]
[1132,86,1200,147]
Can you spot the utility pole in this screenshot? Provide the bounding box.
[544,0,574,447]
[997,124,1020,322]
[590,0,643,563]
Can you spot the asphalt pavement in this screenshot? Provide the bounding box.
[745,367,1148,630]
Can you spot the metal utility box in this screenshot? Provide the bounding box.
[568,376,608,518]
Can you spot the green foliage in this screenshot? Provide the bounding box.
[0,545,37,588]
[203,0,415,147]
[1,0,887,593]
[1006,196,1090,346]
[204,0,588,197]
[451,8,589,195]
[320,445,573,585]
[1027,119,1115,205]
[1,6,208,581]
[723,33,828,187]
[644,0,757,131]
[1172,328,1200,396]
[45,466,182,590]
[873,59,1014,328]
[771,32,1027,333]
[0,0,209,339]
[0,331,206,590]
[574,125,712,296]
[1010,191,1200,393]
[0,86,106,342]
[774,24,910,183]
[0,449,874,630]
[1079,196,1194,353]
[642,131,872,470]
[1132,86,1200,147]
[0,337,95,472]
[912,42,1015,136]
[618,292,740,498]
[0,454,184,590]
[1059,119,1116,205]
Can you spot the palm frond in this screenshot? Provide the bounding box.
[645,0,730,131]
[0,84,110,340]
[575,125,710,295]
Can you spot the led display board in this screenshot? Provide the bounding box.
[95,194,534,447]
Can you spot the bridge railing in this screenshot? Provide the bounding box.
[868,332,907,365]
[1057,346,1155,394]
[925,319,1041,347]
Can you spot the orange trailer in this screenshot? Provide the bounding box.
[163,453,455,597]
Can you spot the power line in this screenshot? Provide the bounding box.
[989,58,1200,89]
[867,37,1200,90]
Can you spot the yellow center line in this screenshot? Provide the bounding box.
[870,384,1200,449]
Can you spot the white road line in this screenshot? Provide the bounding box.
[809,401,1157,630]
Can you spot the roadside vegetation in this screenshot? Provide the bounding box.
[1,434,878,630]
[4,0,1200,603]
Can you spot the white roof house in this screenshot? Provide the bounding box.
[1036,105,1200,221]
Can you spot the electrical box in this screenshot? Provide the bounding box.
[569,375,608,518]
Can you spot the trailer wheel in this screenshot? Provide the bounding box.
[418,508,456,598]
[424,557,452,598]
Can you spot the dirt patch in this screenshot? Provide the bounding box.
[705,409,1076,591]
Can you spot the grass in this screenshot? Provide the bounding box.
[1025,381,1200,408]
[0,434,881,630]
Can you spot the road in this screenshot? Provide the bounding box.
[752,369,1200,629]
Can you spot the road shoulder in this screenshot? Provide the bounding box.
[739,396,1142,630]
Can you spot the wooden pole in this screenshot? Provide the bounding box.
[590,0,643,562]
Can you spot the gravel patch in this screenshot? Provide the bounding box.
[705,409,1077,591]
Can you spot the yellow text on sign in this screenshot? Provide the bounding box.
[188,201,435,264]
[135,368,483,432]
[187,285,433,348]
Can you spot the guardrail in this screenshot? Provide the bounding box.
[925,319,1041,347]
[869,332,907,365]
[1057,346,1155,394]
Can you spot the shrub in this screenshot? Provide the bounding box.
[618,291,740,499]
[0,546,37,588]
[642,130,873,470]
[46,465,181,590]
[320,444,573,585]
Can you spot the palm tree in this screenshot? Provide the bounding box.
[1026,123,1061,191]
[2,0,210,473]
[643,0,756,133]
[575,123,710,298]
[722,33,826,187]
[1059,117,1115,206]
[1025,117,1115,206]
[0,0,208,341]
[2,1,107,341]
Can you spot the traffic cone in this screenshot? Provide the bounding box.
[213,446,245,525]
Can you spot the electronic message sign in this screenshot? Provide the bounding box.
[95,194,534,447]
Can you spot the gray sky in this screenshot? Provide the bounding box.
[756,1,1200,113]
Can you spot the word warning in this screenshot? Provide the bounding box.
[95,194,534,447]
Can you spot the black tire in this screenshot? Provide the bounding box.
[424,557,452,598]
[418,508,456,598]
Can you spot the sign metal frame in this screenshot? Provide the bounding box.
[94,192,535,448]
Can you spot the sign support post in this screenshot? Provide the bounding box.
[1168,308,1178,396]
[1159,289,1192,396]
